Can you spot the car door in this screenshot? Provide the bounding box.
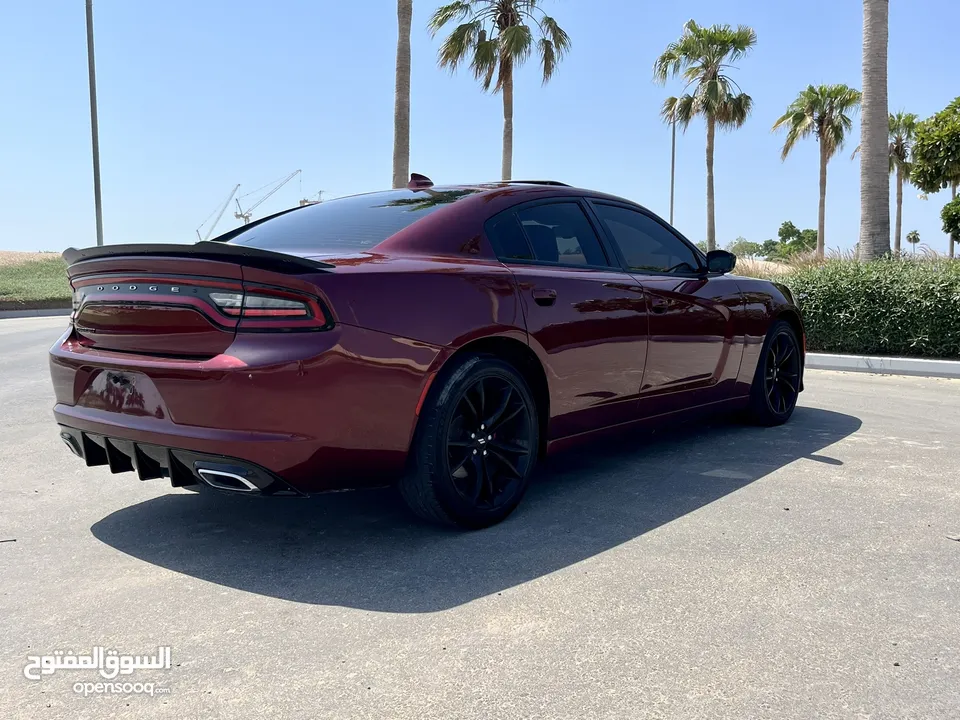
[486,199,649,440]
[588,201,744,410]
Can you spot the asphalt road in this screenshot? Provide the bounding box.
[2,316,959,720]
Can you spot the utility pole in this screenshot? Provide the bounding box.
[85,0,104,246]
[669,117,676,225]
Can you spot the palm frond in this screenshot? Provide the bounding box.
[772,110,814,161]
[471,33,499,88]
[437,20,483,70]
[539,38,556,84]
[702,77,722,109]
[716,92,752,129]
[428,1,475,36]
[823,122,847,159]
[726,24,758,60]
[499,24,533,63]
[540,15,570,57]
[481,51,497,90]
[660,95,679,122]
[652,45,682,84]
[661,95,696,130]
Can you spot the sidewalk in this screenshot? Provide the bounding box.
[807,352,960,379]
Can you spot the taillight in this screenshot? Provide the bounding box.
[210,292,244,316]
[210,289,328,331]
[241,294,308,317]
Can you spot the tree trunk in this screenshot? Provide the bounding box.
[858,0,890,261]
[818,137,828,259]
[894,164,903,254]
[391,0,413,189]
[669,118,676,225]
[951,182,958,259]
[501,60,514,182]
[705,115,716,252]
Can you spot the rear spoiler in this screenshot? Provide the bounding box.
[62,242,335,275]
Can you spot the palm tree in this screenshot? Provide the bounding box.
[429,0,570,181]
[906,229,920,254]
[772,84,862,258]
[654,20,756,252]
[392,0,414,189]
[859,0,891,261]
[887,111,918,254]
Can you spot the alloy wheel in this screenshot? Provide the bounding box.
[445,375,534,510]
[764,331,801,415]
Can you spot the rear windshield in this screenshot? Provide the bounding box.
[226,188,478,251]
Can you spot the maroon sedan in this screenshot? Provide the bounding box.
[50,178,804,528]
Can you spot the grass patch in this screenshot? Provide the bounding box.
[0,256,71,310]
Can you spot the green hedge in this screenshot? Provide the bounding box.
[778,259,960,359]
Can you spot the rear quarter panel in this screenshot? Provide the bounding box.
[303,255,526,349]
[244,251,527,467]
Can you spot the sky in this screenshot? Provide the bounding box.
[1,0,958,254]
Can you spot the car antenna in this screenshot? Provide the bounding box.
[408,173,434,190]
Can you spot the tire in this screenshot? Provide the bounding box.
[746,319,802,426]
[399,354,539,529]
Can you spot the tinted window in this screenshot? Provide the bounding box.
[486,214,533,260]
[515,203,608,266]
[226,188,478,251]
[593,204,700,274]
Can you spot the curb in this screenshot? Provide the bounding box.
[0,308,72,320]
[807,353,960,379]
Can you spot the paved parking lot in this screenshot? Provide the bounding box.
[1,316,959,719]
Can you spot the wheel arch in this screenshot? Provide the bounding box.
[773,307,805,357]
[414,335,551,459]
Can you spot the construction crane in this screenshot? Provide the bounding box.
[195,183,240,241]
[234,169,301,224]
[299,190,324,206]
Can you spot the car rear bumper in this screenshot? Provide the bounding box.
[49,324,448,493]
[56,423,304,495]
[53,402,321,492]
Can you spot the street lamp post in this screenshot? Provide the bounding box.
[85,0,104,246]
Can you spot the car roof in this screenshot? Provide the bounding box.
[212,181,668,261]
[411,181,654,212]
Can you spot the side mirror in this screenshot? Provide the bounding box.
[706,249,736,274]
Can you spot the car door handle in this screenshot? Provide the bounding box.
[532,288,557,306]
[650,298,669,314]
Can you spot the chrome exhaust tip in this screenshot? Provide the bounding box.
[195,467,259,493]
[60,432,83,458]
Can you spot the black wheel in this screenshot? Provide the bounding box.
[747,320,802,426]
[399,354,539,529]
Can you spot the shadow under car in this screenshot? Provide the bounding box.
[90,406,861,613]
